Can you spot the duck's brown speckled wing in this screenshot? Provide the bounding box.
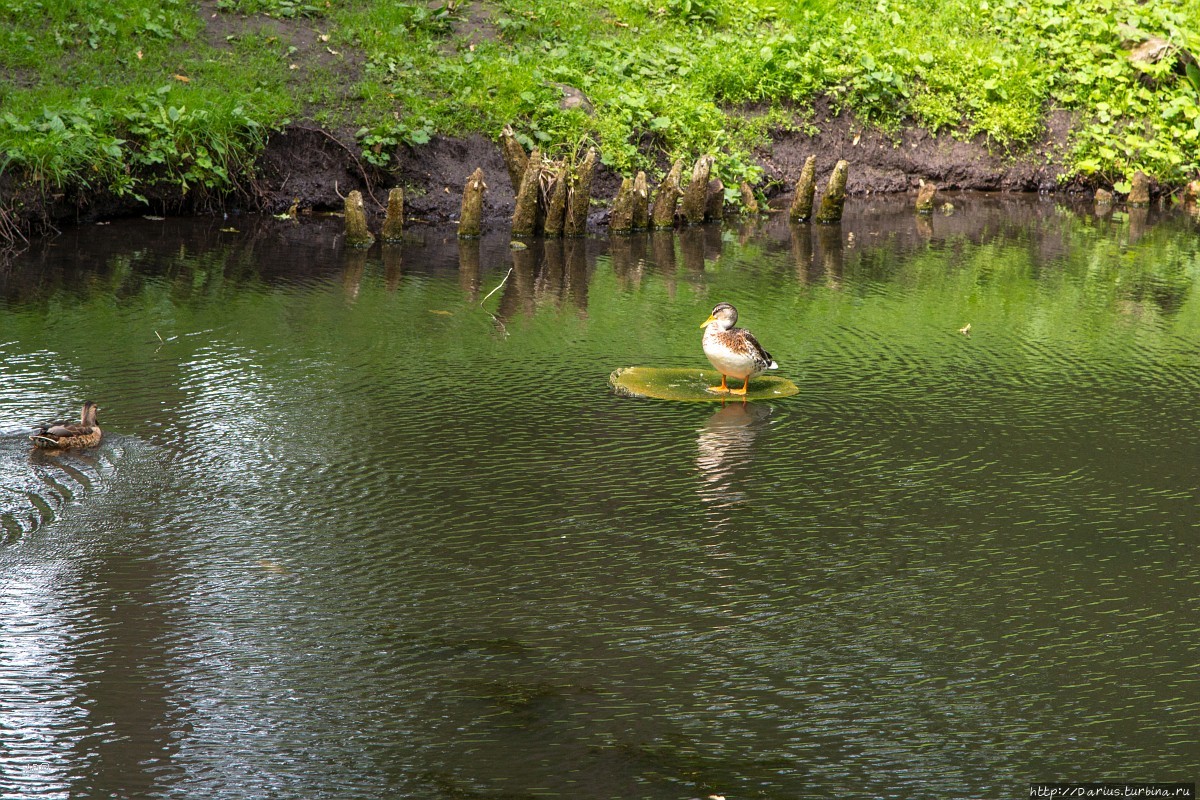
[741,329,775,367]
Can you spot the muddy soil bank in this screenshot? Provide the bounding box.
[8,98,1091,241]
[257,99,1083,231]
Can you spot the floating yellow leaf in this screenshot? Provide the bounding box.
[429,310,453,316]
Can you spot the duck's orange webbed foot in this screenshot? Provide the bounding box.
[706,374,730,394]
[728,378,750,396]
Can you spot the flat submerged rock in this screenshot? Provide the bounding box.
[609,366,799,402]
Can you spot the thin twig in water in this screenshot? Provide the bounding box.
[154,331,164,343]
[481,267,513,304]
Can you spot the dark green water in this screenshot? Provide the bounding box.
[1,196,1197,799]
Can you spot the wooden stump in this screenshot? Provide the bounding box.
[610,177,635,233]
[381,187,405,241]
[542,164,569,238]
[343,190,374,248]
[631,171,649,230]
[705,179,725,221]
[1127,171,1151,206]
[500,125,529,194]
[458,168,486,238]
[788,155,817,222]
[511,149,542,236]
[680,155,714,225]
[651,159,684,230]
[915,180,937,215]
[815,160,849,223]
[565,147,596,236]
[739,181,759,215]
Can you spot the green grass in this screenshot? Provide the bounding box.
[1,0,1199,229]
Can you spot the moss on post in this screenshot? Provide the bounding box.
[815,160,849,223]
[610,177,635,233]
[565,147,596,236]
[631,171,649,230]
[343,190,374,248]
[705,179,725,221]
[915,180,937,215]
[381,187,405,241]
[511,148,542,237]
[542,164,568,238]
[739,181,759,215]
[788,155,817,222]
[651,159,683,230]
[680,155,713,225]
[500,125,529,194]
[458,168,486,238]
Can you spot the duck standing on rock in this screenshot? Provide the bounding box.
[30,401,102,449]
[700,302,778,395]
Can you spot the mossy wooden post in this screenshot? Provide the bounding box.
[511,148,542,237]
[788,155,817,222]
[610,177,635,233]
[651,159,683,230]
[739,181,759,215]
[705,179,725,221]
[500,125,528,193]
[381,187,405,241]
[344,190,374,248]
[1127,171,1151,206]
[815,160,849,223]
[565,147,596,236]
[631,171,649,230]
[542,164,568,238]
[915,180,937,215]
[680,155,713,225]
[458,168,486,238]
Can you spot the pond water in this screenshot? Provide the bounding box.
[1,196,1197,799]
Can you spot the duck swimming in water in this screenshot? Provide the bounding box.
[30,401,102,449]
[700,303,778,395]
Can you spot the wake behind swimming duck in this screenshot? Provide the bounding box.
[30,401,102,449]
[700,302,778,395]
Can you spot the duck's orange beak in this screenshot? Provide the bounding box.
[700,314,717,328]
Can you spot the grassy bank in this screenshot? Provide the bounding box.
[1,0,1198,231]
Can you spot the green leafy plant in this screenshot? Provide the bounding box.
[355,118,434,168]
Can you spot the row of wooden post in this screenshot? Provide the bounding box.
[342,140,865,248]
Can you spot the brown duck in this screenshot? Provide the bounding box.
[30,401,102,449]
[700,302,778,395]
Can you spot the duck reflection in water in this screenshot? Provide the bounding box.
[695,401,772,509]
